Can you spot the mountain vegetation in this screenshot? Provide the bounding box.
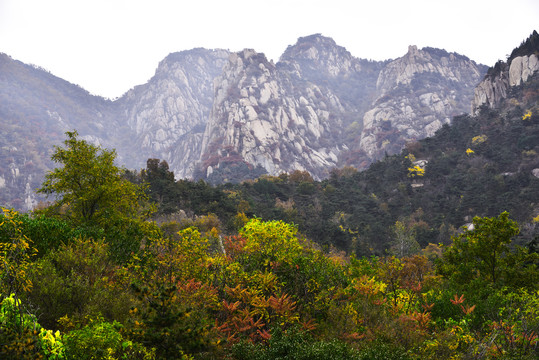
[137,69,539,257]
[1,32,539,359]
[1,34,487,211]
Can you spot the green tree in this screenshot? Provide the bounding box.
[440,212,538,287]
[25,237,135,330]
[63,317,155,360]
[126,227,217,358]
[0,208,37,336]
[141,159,178,214]
[37,131,157,261]
[38,131,153,228]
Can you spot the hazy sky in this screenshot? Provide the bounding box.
[1,0,538,99]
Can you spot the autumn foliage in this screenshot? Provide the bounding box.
[1,133,539,359]
[1,208,538,359]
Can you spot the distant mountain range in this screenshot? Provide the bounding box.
[1,32,538,211]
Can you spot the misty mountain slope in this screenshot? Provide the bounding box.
[0,48,231,209]
[1,32,516,211]
[198,48,354,182]
[195,35,487,181]
[355,45,487,165]
[0,53,121,210]
[115,48,230,178]
[277,34,384,111]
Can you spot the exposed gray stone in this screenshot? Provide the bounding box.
[472,54,539,114]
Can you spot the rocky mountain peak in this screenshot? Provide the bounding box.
[356,46,487,163]
[213,49,276,106]
[197,45,353,182]
[154,48,229,78]
[376,46,482,94]
[117,48,230,178]
[236,48,269,62]
[407,45,420,55]
[278,33,360,78]
[472,30,539,114]
[196,37,487,182]
[280,34,341,59]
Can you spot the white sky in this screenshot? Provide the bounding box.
[1,0,538,99]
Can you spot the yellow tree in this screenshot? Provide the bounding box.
[440,212,538,287]
[0,208,36,297]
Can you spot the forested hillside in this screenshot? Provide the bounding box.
[139,69,539,256]
[1,33,538,360]
[0,130,538,358]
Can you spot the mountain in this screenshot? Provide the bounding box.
[194,35,486,182]
[0,34,498,210]
[141,32,539,254]
[0,49,230,210]
[0,53,123,210]
[472,30,539,114]
[357,45,486,164]
[197,46,362,182]
[115,48,230,179]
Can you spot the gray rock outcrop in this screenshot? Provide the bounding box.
[0,34,493,209]
[116,49,230,178]
[472,54,539,115]
[357,46,486,162]
[198,48,346,180]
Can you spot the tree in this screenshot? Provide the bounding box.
[390,221,420,258]
[127,227,216,357]
[440,212,538,287]
[0,208,36,326]
[38,131,153,228]
[141,159,178,214]
[240,218,303,266]
[38,131,157,262]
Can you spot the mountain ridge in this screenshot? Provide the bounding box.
[4,32,537,211]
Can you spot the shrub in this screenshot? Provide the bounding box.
[231,327,362,360]
[63,318,154,360]
[0,294,66,359]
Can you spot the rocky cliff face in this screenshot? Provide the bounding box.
[197,48,348,182]
[357,45,486,163]
[195,38,486,178]
[116,49,230,178]
[277,34,382,112]
[472,54,539,114]
[195,35,390,182]
[1,34,495,210]
[472,31,539,115]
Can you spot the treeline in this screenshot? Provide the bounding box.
[139,73,539,256]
